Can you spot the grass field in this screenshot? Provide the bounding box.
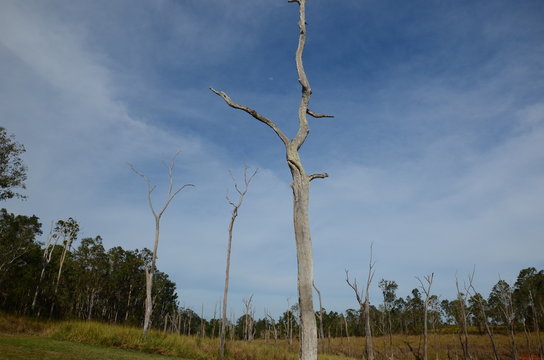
[0,314,541,360]
[0,336,189,360]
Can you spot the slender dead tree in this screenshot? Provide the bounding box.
[242,295,255,341]
[346,247,375,360]
[211,2,332,359]
[417,273,434,360]
[266,310,279,344]
[313,281,326,354]
[130,152,194,337]
[455,277,470,360]
[220,167,258,357]
[466,271,500,360]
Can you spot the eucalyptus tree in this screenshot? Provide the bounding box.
[489,280,518,360]
[0,127,27,201]
[0,208,41,277]
[49,217,79,318]
[130,152,194,337]
[210,1,333,358]
[379,279,398,355]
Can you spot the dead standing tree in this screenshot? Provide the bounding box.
[466,271,500,360]
[417,273,434,360]
[455,277,471,360]
[130,152,194,337]
[346,247,375,360]
[210,1,332,359]
[220,167,258,357]
[313,281,326,354]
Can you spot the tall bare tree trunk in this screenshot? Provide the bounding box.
[211,2,332,360]
[220,168,257,357]
[418,273,434,360]
[130,152,193,337]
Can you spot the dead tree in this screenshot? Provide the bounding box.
[417,273,434,360]
[313,281,326,354]
[220,167,257,357]
[266,310,279,344]
[130,152,193,337]
[466,271,500,360]
[210,1,332,359]
[346,248,375,360]
[242,295,255,341]
[455,277,470,360]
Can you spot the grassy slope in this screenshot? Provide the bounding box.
[0,336,189,360]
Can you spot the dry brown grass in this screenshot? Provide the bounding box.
[1,314,541,360]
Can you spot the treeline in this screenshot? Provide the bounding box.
[0,212,178,326]
[1,207,543,342]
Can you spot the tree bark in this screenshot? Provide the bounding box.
[211,1,332,359]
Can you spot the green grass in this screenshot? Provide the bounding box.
[0,336,190,360]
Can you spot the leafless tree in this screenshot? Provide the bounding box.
[346,247,375,360]
[466,271,500,360]
[417,273,434,360]
[129,152,194,337]
[455,277,470,360]
[210,1,332,359]
[220,167,258,357]
[266,309,279,344]
[242,295,255,341]
[313,281,326,354]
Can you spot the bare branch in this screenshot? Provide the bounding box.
[345,269,363,306]
[210,88,289,146]
[129,163,158,218]
[308,173,328,181]
[307,109,334,118]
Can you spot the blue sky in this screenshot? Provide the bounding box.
[1,0,543,318]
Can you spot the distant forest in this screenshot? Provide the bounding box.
[1,208,542,340]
